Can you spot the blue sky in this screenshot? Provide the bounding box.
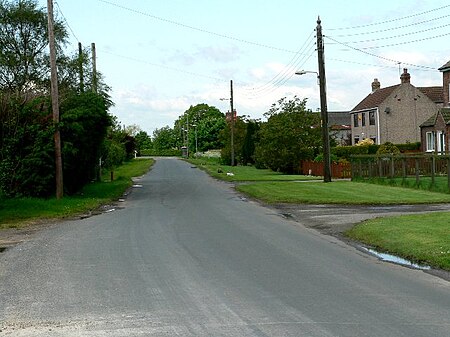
[42,0,450,135]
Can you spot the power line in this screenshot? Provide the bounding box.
[336,22,450,45]
[328,4,450,31]
[97,0,299,54]
[246,31,315,95]
[330,13,450,38]
[324,35,437,70]
[55,1,79,42]
[101,50,226,82]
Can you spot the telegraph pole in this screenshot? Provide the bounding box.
[47,0,63,199]
[316,16,331,182]
[230,80,235,166]
[91,42,97,93]
[78,42,84,92]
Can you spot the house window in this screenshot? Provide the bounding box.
[426,131,435,152]
[369,111,376,125]
[361,113,366,126]
[353,114,359,127]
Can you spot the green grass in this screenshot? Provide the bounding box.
[188,157,317,182]
[345,212,450,271]
[0,158,154,229]
[358,176,450,194]
[236,181,450,204]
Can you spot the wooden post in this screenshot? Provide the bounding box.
[431,155,436,186]
[415,157,420,185]
[47,0,63,199]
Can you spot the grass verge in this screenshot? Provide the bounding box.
[345,212,450,271]
[0,158,154,229]
[236,181,450,204]
[187,157,317,182]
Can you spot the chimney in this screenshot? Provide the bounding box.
[371,78,380,92]
[400,68,410,84]
[439,60,450,106]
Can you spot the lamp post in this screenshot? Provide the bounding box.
[192,124,198,155]
[295,69,331,182]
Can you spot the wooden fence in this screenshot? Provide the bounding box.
[301,161,352,179]
[350,154,450,188]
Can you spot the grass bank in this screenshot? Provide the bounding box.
[236,180,450,204]
[188,157,317,182]
[345,212,450,271]
[0,158,154,229]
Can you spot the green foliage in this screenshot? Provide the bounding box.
[135,130,152,155]
[0,95,55,197]
[220,116,247,165]
[152,126,176,151]
[140,149,181,156]
[174,104,226,153]
[0,158,154,229]
[254,97,321,173]
[60,91,112,193]
[376,142,400,155]
[0,0,67,91]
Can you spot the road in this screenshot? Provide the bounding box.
[0,157,449,336]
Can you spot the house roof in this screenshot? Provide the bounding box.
[351,85,398,112]
[438,60,450,72]
[421,108,450,127]
[328,111,351,127]
[352,84,443,112]
[417,86,444,104]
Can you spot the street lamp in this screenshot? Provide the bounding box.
[192,124,198,155]
[295,69,331,182]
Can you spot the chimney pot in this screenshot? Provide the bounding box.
[400,68,411,84]
[371,78,380,92]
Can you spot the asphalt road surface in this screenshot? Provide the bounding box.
[0,158,449,336]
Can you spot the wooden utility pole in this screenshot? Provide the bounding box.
[91,42,97,93]
[47,0,63,199]
[316,16,331,182]
[78,42,84,92]
[230,80,235,166]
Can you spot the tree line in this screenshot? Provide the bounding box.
[0,0,134,198]
[141,96,323,174]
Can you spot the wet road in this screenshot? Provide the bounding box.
[0,158,449,336]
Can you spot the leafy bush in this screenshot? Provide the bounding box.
[140,149,181,156]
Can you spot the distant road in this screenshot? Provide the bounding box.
[0,157,449,336]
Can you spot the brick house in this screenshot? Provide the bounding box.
[420,60,450,153]
[328,111,351,146]
[350,69,443,145]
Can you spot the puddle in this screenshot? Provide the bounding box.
[363,247,430,270]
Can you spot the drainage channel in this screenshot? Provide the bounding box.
[363,247,431,270]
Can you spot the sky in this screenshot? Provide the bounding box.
[40,0,450,135]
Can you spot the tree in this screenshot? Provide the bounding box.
[60,91,112,193]
[135,130,152,155]
[174,104,225,153]
[254,97,321,173]
[220,116,247,165]
[152,126,176,151]
[0,0,67,92]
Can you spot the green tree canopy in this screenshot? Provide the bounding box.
[0,0,67,92]
[254,96,321,173]
[174,103,225,153]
